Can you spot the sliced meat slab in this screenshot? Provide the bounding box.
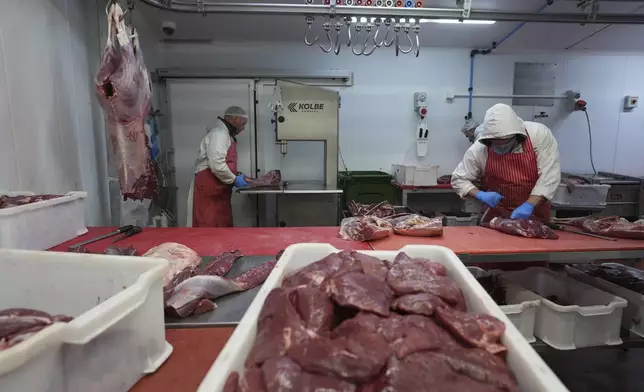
[239,367,267,392]
[262,356,301,392]
[282,253,345,289]
[324,272,393,317]
[143,242,202,286]
[380,314,452,358]
[201,250,241,276]
[392,292,449,316]
[296,373,356,392]
[435,307,506,355]
[232,260,276,290]
[289,287,334,333]
[388,272,465,309]
[436,349,519,392]
[223,372,240,392]
[164,275,242,318]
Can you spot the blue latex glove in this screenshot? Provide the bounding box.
[475,191,504,208]
[233,174,248,188]
[511,202,535,220]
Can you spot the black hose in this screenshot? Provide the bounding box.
[584,110,597,175]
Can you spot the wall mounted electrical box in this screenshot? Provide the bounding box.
[624,95,639,110]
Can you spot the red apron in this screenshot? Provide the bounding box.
[192,140,238,227]
[477,133,550,271]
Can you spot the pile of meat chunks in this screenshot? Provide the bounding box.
[224,250,519,392]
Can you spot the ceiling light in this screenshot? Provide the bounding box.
[420,19,496,24]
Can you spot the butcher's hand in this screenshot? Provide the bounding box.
[233,174,249,188]
[510,202,534,220]
[475,191,504,208]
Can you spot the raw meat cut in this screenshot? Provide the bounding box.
[165,260,275,317]
[323,272,393,317]
[287,331,390,383]
[262,356,301,392]
[390,252,448,276]
[163,266,196,302]
[296,373,356,392]
[247,288,319,367]
[0,308,72,351]
[379,314,444,358]
[561,175,592,193]
[143,242,202,286]
[485,217,558,240]
[339,216,393,242]
[435,306,506,355]
[392,292,448,316]
[481,207,558,240]
[201,250,241,276]
[282,253,346,289]
[564,215,644,240]
[347,200,395,218]
[239,367,267,392]
[386,214,444,237]
[437,175,452,185]
[223,372,240,392]
[289,287,334,333]
[571,263,644,293]
[436,349,518,392]
[0,194,61,209]
[332,312,383,338]
[246,170,281,188]
[95,3,157,200]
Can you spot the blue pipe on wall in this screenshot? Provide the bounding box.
[466,1,553,120]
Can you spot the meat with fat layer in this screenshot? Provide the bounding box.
[143,242,202,286]
[435,307,506,355]
[0,194,61,209]
[289,287,335,333]
[486,217,558,240]
[246,170,281,188]
[386,214,444,237]
[347,200,396,218]
[392,292,449,316]
[0,308,73,351]
[567,215,644,240]
[339,216,393,242]
[201,250,241,276]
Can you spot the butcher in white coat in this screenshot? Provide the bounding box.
[451,104,561,222]
[190,106,248,227]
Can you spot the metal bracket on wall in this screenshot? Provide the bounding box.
[460,0,472,19]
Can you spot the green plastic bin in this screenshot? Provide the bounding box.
[338,171,396,209]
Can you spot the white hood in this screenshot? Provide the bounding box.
[477,104,526,142]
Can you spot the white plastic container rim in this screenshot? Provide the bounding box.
[199,244,568,392]
[0,192,87,216]
[0,250,170,376]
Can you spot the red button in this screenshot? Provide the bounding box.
[420,108,427,115]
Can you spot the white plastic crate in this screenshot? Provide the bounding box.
[566,263,644,338]
[391,164,439,186]
[467,267,540,343]
[503,267,627,350]
[0,249,172,392]
[199,244,568,392]
[552,183,610,206]
[0,192,88,250]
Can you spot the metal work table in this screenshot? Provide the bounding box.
[238,181,343,226]
[165,255,274,328]
[393,182,455,206]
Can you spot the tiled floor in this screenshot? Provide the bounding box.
[541,348,644,392]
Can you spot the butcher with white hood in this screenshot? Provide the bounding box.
[191,106,249,227]
[451,104,561,222]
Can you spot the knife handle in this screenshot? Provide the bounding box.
[117,225,134,234]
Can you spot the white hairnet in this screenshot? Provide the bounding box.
[224,106,248,118]
[477,104,526,142]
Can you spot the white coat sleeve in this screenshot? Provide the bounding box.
[451,146,483,198]
[207,130,236,184]
[531,126,561,200]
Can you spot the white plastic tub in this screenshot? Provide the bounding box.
[467,267,541,343]
[566,263,644,338]
[0,249,172,392]
[0,192,88,250]
[391,164,439,186]
[552,183,610,206]
[199,244,568,392]
[503,267,627,350]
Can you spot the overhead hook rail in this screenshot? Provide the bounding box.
[304,16,318,45]
[398,22,414,54]
[361,20,376,55]
[351,21,365,55]
[382,18,395,47]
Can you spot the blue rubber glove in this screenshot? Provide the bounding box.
[475,191,504,208]
[233,174,248,188]
[510,202,535,220]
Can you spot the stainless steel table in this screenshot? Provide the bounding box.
[238,181,344,226]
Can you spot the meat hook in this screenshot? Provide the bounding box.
[333,19,343,55]
[351,23,365,55]
[319,15,333,53]
[413,22,421,58]
[361,22,377,56]
[371,19,384,48]
[397,23,414,55]
[304,16,318,46]
[393,23,401,56]
[383,18,396,48]
[344,17,353,47]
